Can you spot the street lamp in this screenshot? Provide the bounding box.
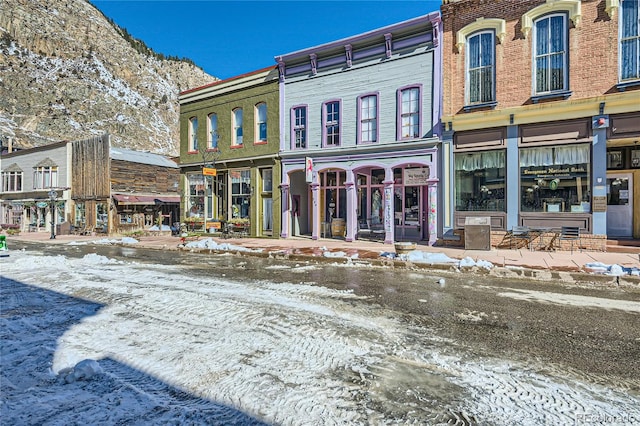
[48,190,57,239]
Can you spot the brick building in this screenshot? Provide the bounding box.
[440,0,640,248]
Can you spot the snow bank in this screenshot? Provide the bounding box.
[184,237,262,253]
[585,262,640,276]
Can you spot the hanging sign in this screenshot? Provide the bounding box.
[305,157,313,183]
[203,167,217,176]
[403,167,430,185]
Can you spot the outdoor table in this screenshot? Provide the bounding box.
[530,227,557,251]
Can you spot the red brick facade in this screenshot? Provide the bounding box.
[441,0,619,116]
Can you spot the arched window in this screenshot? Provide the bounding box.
[255,103,267,142]
[620,0,640,82]
[357,94,378,144]
[189,116,198,152]
[232,108,243,146]
[533,13,568,94]
[467,31,495,105]
[208,113,218,150]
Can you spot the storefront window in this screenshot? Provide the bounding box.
[74,202,85,228]
[455,150,506,211]
[187,174,205,218]
[96,203,108,231]
[231,169,251,219]
[520,143,590,213]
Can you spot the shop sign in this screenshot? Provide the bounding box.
[203,167,217,176]
[36,201,48,208]
[403,167,430,185]
[305,157,313,183]
[592,196,607,212]
[521,165,587,179]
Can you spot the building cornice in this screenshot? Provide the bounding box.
[179,66,278,104]
[443,92,639,132]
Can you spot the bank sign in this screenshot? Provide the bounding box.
[521,164,588,179]
[403,167,430,185]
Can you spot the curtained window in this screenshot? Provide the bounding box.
[519,143,590,213]
[620,0,640,81]
[534,14,567,94]
[467,31,495,104]
[454,150,506,212]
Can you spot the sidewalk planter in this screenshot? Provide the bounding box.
[395,242,416,255]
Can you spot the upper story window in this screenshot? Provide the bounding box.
[291,105,307,149]
[232,108,243,146]
[1,168,23,192]
[397,86,421,140]
[208,113,219,150]
[620,0,640,82]
[255,103,267,143]
[357,94,378,144]
[33,165,58,189]
[323,100,341,147]
[533,13,568,95]
[189,117,198,152]
[467,31,495,105]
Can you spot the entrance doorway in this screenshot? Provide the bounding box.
[606,173,632,237]
[394,185,424,241]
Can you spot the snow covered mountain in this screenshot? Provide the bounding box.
[0,0,217,155]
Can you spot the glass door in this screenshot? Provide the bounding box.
[394,186,422,241]
[606,173,632,237]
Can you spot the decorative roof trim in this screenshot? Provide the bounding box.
[456,18,506,52]
[521,0,581,39]
[34,157,57,168]
[605,0,619,18]
[4,163,22,172]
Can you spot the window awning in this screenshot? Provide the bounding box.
[112,194,180,205]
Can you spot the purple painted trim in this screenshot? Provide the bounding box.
[432,18,443,139]
[318,56,344,69]
[396,84,423,141]
[277,58,285,82]
[356,92,380,145]
[353,45,386,61]
[321,99,342,148]
[287,64,310,75]
[289,104,308,151]
[384,33,392,58]
[275,12,440,62]
[345,44,352,67]
[278,78,286,151]
[393,33,432,50]
[309,53,317,75]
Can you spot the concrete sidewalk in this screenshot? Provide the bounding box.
[6,230,639,276]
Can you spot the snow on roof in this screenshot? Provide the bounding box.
[110,148,178,168]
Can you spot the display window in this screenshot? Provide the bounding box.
[519,143,590,213]
[454,150,506,212]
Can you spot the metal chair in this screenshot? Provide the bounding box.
[510,226,532,250]
[559,226,581,253]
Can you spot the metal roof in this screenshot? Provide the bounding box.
[110,148,178,168]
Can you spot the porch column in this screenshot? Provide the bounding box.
[311,182,320,240]
[279,182,290,238]
[592,115,608,235]
[345,170,356,242]
[427,178,439,246]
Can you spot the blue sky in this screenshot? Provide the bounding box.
[90,1,442,80]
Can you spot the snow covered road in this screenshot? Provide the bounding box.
[2,249,639,425]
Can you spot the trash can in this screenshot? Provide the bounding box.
[0,235,7,251]
[464,216,491,250]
